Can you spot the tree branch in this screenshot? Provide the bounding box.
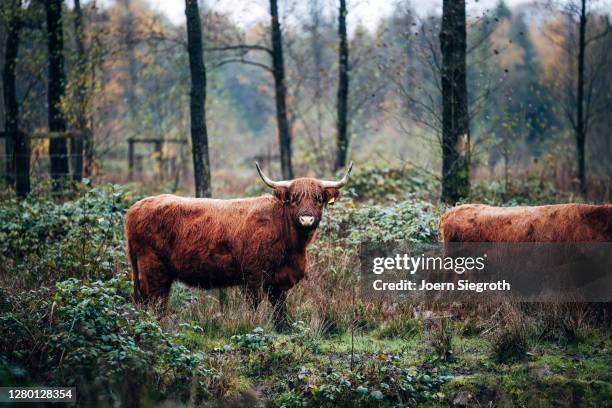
[214,58,273,73]
[205,44,272,55]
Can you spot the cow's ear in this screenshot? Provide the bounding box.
[273,187,289,203]
[324,187,340,205]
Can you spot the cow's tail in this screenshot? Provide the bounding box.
[127,237,142,303]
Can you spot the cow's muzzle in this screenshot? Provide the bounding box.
[298,215,316,228]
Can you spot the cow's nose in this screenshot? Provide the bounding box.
[299,215,315,227]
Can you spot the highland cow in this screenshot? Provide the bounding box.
[125,162,353,328]
[440,203,612,243]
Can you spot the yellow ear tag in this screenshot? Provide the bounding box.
[327,197,336,205]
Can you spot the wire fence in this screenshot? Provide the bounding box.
[1,153,84,175]
[0,151,193,195]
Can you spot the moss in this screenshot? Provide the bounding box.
[442,368,612,407]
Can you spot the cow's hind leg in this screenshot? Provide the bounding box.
[135,250,173,314]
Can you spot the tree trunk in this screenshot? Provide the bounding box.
[46,0,69,186]
[270,0,293,179]
[122,0,138,110]
[71,0,86,180]
[185,0,211,197]
[439,0,470,204]
[3,0,19,187]
[576,0,587,199]
[309,0,324,172]
[3,0,30,197]
[335,0,350,172]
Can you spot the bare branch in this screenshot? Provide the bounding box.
[214,58,273,73]
[205,44,272,54]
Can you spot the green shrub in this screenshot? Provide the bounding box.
[289,320,322,354]
[276,390,309,408]
[229,326,271,352]
[0,184,131,287]
[231,324,318,379]
[469,178,575,206]
[299,358,452,407]
[0,275,216,406]
[245,342,297,378]
[345,164,437,202]
[320,198,442,246]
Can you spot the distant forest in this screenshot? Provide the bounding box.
[0,0,610,200]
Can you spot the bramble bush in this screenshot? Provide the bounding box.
[0,274,217,406]
[344,164,438,203]
[469,178,576,206]
[319,197,442,246]
[293,355,452,407]
[242,164,438,203]
[0,184,131,287]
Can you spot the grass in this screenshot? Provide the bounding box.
[159,282,612,406]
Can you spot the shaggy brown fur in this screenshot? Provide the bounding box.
[440,203,612,242]
[125,178,343,326]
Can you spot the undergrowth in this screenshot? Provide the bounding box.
[0,181,609,407]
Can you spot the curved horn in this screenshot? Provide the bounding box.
[321,161,353,188]
[255,162,291,188]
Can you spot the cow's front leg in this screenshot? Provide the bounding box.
[267,287,289,332]
[266,257,306,331]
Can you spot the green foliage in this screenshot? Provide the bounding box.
[299,357,452,407]
[229,324,319,379]
[221,323,453,406]
[0,184,131,286]
[244,178,270,198]
[345,164,438,202]
[276,390,309,408]
[245,341,299,379]
[0,276,215,405]
[230,326,271,352]
[289,320,322,354]
[321,198,442,245]
[469,178,574,206]
[225,327,453,406]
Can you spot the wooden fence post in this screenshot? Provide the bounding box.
[128,138,135,181]
[155,140,162,182]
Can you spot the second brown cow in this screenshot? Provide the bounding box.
[125,163,352,328]
[440,203,612,242]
